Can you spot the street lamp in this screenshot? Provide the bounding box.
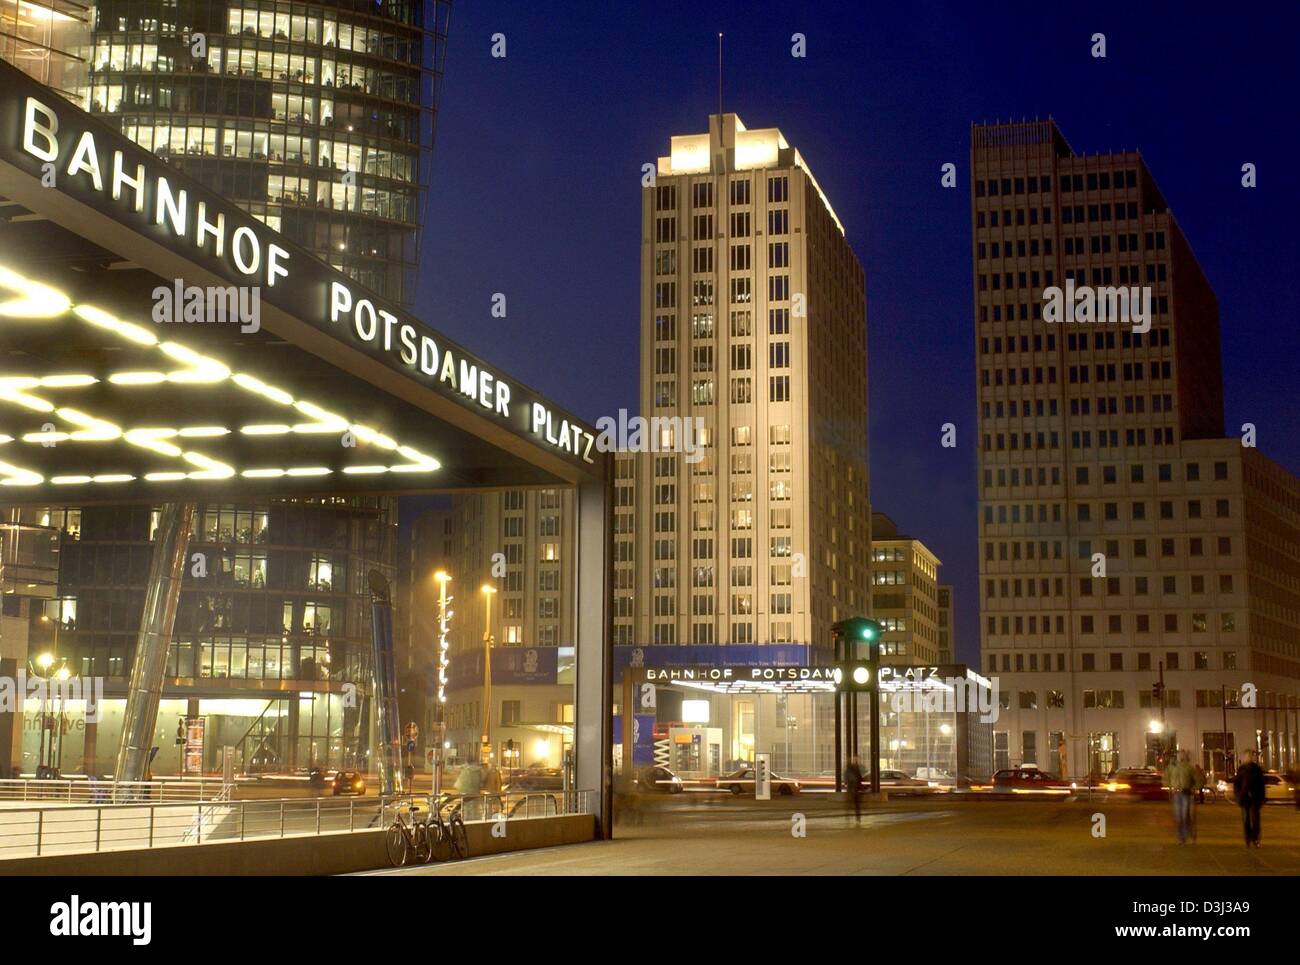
[1149,718,1167,769]
[480,584,497,765]
[433,570,451,797]
[30,651,68,777]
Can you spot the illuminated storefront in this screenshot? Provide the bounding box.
[615,647,994,786]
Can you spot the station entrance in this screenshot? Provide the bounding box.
[617,659,995,791]
[0,64,612,831]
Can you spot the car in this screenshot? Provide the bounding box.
[1102,767,1168,800]
[506,765,563,792]
[991,767,1073,793]
[914,767,955,784]
[331,770,366,796]
[715,766,801,796]
[1214,770,1297,802]
[1264,771,1298,802]
[637,765,684,793]
[879,768,929,789]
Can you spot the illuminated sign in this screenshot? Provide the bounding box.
[0,263,440,489]
[0,68,601,484]
[643,666,840,683]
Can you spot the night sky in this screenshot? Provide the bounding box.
[411,1,1300,664]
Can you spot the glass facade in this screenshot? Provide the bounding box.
[25,496,396,774]
[0,0,92,99]
[83,0,449,304]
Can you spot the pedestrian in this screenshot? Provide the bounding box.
[844,756,865,823]
[455,757,483,818]
[1232,749,1266,847]
[1166,750,1196,844]
[483,757,503,815]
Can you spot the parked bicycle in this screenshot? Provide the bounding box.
[385,803,432,867]
[427,793,469,862]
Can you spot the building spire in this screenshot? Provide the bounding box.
[717,32,724,121]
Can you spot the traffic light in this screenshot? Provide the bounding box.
[175,717,185,746]
[1152,682,1165,703]
[834,660,875,692]
[832,617,883,658]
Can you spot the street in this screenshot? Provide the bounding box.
[360,796,1300,876]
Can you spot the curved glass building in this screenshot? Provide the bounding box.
[85,0,449,305]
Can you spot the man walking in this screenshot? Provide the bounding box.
[1166,750,1196,844]
[1232,749,1266,847]
[844,756,864,823]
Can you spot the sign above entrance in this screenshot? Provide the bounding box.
[0,62,605,503]
[643,665,840,691]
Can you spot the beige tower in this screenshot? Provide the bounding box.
[630,113,869,656]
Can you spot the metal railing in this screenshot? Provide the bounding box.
[379,790,596,826]
[0,795,383,860]
[0,777,226,805]
[181,781,235,843]
[0,788,597,861]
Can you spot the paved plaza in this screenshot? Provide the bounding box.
[364,796,1300,876]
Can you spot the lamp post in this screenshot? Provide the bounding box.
[34,651,55,774]
[31,650,70,777]
[53,665,71,773]
[433,570,451,797]
[1149,718,1166,768]
[480,584,496,765]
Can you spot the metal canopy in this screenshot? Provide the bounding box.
[0,61,606,504]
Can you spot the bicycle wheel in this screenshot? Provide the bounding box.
[428,818,452,862]
[411,820,433,864]
[384,823,409,867]
[449,814,469,860]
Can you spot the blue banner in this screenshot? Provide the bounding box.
[612,714,658,766]
[445,647,560,691]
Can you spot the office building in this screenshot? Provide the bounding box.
[937,584,954,664]
[972,118,1300,778]
[0,1,451,775]
[870,512,944,666]
[84,0,449,306]
[629,112,870,656]
[0,0,90,98]
[417,490,578,770]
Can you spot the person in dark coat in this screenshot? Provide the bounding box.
[844,756,865,823]
[1232,749,1266,847]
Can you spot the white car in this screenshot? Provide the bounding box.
[1264,772,1297,802]
[1215,770,1297,802]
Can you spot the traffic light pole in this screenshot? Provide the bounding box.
[869,683,880,794]
[831,617,883,796]
[833,633,843,793]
